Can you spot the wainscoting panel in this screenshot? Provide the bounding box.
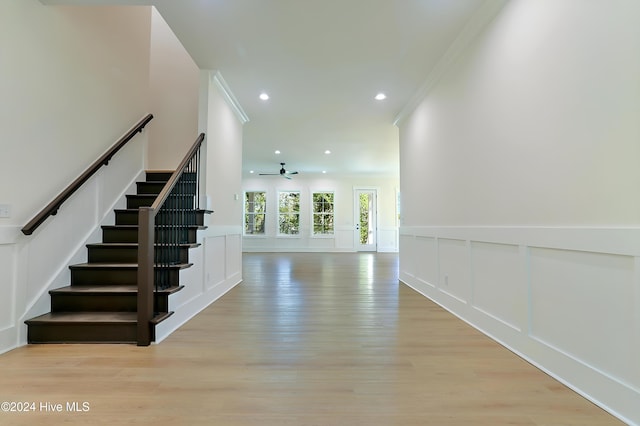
[438,238,470,304]
[378,227,399,252]
[155,227,243,343]
[225,233,242,280]
[13,152,144,349]
[399,234,416,279]
[335,227,355,251]
[399,226,640,425]
[174,244,205,305]
[242,226,398,253]
[0,241,16,336]
[24,179,99,304]
[205,235,227,289]
[529,247,635,386]
[415,236,437,288]
[471,241,523,331]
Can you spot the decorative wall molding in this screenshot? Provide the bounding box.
[155,226,242,343]
[401,226,640,257]
[393,0,508,126]
[211,70,249,124]
[399,225,640,425]
[0,143,145,353]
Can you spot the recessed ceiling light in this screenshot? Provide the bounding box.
[259,93,269,101]
[324,150,331,155]
[322,170,327,174]
[375,93,387,101]
[249,170,254,174]
[274,150,280,154]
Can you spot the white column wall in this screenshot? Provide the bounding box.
[156,71,245,341]
[398,1,640,424]
[147,7,200,170]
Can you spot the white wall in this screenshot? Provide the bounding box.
[156,71,245,341]
[242,174,399,252]
[400,0,640,227]
[398,1,640,424]
[205,74,245,227]
[202,71,244,298]
[0,2,151,226]
[147,7,200,170]
[0,2,152,352]
[147,18,245,341]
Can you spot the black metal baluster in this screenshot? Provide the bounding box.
[176,172,182,266]
[191,154,196,224]
[137,133,205,345]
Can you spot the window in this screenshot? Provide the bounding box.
[312,192,334,235]
[244,191,266,235]
[278,191,300,235]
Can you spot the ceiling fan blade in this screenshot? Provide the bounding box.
[259,163,298,178]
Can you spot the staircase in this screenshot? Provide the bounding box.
[25,171,209,344]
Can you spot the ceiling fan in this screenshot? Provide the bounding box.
[259,162,299,179]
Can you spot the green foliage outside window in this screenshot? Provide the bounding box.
[278,191,300,235]
[359,193,371,244]
[244,191,266,235]
[312,192,334,235]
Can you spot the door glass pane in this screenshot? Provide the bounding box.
[359,193,372,245]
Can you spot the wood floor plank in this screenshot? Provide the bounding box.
[0,253,622,425]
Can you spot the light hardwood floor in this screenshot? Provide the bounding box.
[0,253,622,425]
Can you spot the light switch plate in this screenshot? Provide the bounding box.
[0,204,11,218]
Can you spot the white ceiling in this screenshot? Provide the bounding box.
[43,0,486,177]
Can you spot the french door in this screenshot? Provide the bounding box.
[354,189,377,251]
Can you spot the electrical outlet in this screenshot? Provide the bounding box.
[0,204,10,218]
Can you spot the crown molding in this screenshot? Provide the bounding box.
[394,0,508,127]
[211,70,250,125]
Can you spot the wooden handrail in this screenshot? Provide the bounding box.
[150,133,205,212]
[21,114,154,236]
[137,132,205,346]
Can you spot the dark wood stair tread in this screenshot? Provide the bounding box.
[70,263,193,269]
[26,311,138,325]
[150,312,173,325]
[114,208,212,213]
[26,311,174,344]
[102,224,206,229]
[145,170,175,181]
[26,311,174,325]
[50,284,184,295]
[26,169,202,344]
[86,242,200,248]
